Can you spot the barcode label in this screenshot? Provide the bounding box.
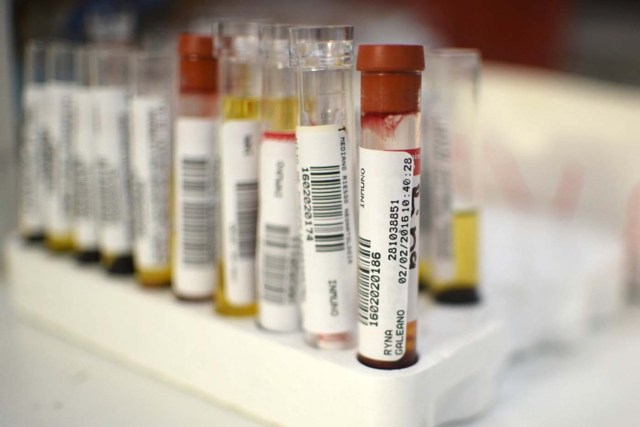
[45,82,74,236]
[130,96,171,268]
[72,87,99,248]
[95,87,132,254]
[19,84,46,232]
[220,120,261,306]
[236,182,258,258]
[309,165,345,253]
[357,236,372,325]
[173,117,217,298]
[296,124,356,334]
[262,224,291,303]
[357,147,420,361]
[257,132,301,330]
[181,158,214,264]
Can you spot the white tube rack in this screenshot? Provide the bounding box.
[5,238,508,427]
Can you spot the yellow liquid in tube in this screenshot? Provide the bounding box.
[215,96,260,316]
[430,210,479,302]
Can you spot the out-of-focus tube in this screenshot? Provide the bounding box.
[19,40,47,243]
[44,42,75,252]
[356,44,424,369]
[424,49,481,304]
[290,26,357,350]
[214,21,262,316]
[256,24,300,332]
[172,34,218,301]
[71,45,100,263]
[91,46,135,274]
[130,51,173,287]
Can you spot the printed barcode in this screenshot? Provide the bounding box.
[358,236,372,325]
[236,181,258,258]
[309,165,345,253]
[181,158,213,265]
[262,224,292,304]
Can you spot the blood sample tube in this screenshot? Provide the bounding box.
[424,49,481,304]
[356,45,424,369]
[256,24,300,332]
[44,42,75,252]
[214,21,262,316]
[290,26,357,349]
[91,46,135,274]
[19,40,47,243]
[71,46,100,263]
[172,34,218,301]
[130,51,173,287]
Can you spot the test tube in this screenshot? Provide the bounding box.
[19,40,48,243]
[71,46,100,263]
[290,26,357,349]
[256,24,300,332]
[44,42,75,252]
[424,49,481,304]
[356,45,424,369]
[130,51,173,287]
[91,46,135,274]
[172,34,218,301]
[214,21,262,316]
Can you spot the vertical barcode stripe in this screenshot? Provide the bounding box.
[236,181,258,258]
[181,158,214,265]
[309,165,345,253]
[358,236,372,325]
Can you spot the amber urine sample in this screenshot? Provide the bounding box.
[356,45,424,369]
[214,21,262,316]
[172,34,218,301]
[425,49,481,305]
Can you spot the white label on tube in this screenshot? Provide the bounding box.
[20,84,46,233]
[72,87,99,249]
[94,87,132,255]
[220,120,261,306]
[429,109,454,281]
[257,132,301,330]
[173,117,217,297]
[358,147,420,361]
[296,124,356,335]
[45,82,74,237]
[130,96,171,270]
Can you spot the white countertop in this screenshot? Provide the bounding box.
[2,279,640,427]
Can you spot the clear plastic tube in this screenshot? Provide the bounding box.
[214,21,262,316]
[423,49,481,304]
[71,45,100,263]
[256,24,300,332]
[91,46,135,274]
[130,51,173,287]
[172,34,218,301]
[19,40,48,242]
[290,26,357,349]
[44,41,75,252]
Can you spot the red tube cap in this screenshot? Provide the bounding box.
[357,45,425,73]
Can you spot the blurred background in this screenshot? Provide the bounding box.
[1,0,640,425]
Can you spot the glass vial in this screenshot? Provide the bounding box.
[71,46,100,263]
[91,46,135,274]
[290,26,357,349]
[256,24,300,332]
[44,42,75,252]
[130,51,173,287]
[356,45,424,369]
[19,40,48,243]
[424,49,481,304]
[172,34,218,301]
[214,21,262,316]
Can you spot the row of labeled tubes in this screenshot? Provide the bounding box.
[19,23,479,370]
